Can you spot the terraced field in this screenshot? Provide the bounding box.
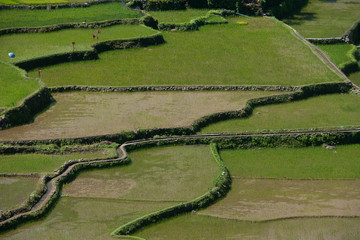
[0,2,359,240]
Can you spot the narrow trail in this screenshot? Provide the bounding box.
[1,129,360,230]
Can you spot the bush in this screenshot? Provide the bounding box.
[146,0,187,10]
[267,0,308,19]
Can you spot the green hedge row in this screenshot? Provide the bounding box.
[0,87,53,130]
[343,19,360,45]
[306,38,345,45]
[110,143,231,236]
[339,44,360,76]
[14,32,164,71]
[157,10,228,31]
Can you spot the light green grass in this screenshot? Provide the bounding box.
[0,25,158,63]
[0,91,282,140]
[220,144,360,179]
[0,3,140,30]
[0,62,40,109]
[0,0,100,5]
[317,43,355,66]
[0,196,174,240]
[135,214,360,240]
[284,0,360,38]
[0,177,38,211]
[147,8,210,23]
[200,179,360,221]
[0,150,114,174]
[201,93,360,133]
[28,17,342,86]
[63,145,219,201]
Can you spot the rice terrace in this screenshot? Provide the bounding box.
[0,0,359,238]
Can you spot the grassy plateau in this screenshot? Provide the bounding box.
[0,0,101,5]
[316,43,357,67]
[27,17,342,86]
[284,0,360,38]
[201,93,360,133]
[0,3,140,30]
[0,25,158,63]
[147,8,210,23]
[0,62,40,110]
[0,90,282,140]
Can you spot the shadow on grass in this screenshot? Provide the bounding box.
[284,12,318,26]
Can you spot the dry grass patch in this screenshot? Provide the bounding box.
[199,179,360,221]
[0,90,282,140]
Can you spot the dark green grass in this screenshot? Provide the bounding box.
[0,0,99,5]
[220,144,360,179]
[350,69,360,87]
[0,196,174,240]
[28,17,341,86]
[0,3,140,30]
[0,177,38,210]
[0,150,115,174]
[135,214,360,240]
[0,62,40,109]
[0,25,158,63]
[201,93,360,133]
[317,43,355,66]
[147,8,210,23]
[284,0,360,38]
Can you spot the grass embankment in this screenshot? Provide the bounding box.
[0,177,38,211]
[0,3,140,30]
[0,62,40,110]
[201,93,360,133]
[0,150,115,174]
[135,214,360,240]
[147,9,210,23]
[221,144,360,179]
[284,0,360,38]
[0,25,158,63]
[0,91,281,140]
[28,17,342,86]
[317,44,357,67]
[63,145,219,201]
[0,197,174,240]
[0,0,99,5]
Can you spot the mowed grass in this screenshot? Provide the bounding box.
[284,0,360,38]
[0,25,158,63]
[63,145,219,201]
[136,214,360,240]
[0,3,140,30]
[28,17,342,86]
[200,179,360,221]
[147,8,210,23]
[0,177,38,211]
[220,144,360,179]
[201,93,360,133]
[0,196,174,240]
[0,150,115,174]
[316,43,356,66]
[0,91,281,140]
[0,62,40,109]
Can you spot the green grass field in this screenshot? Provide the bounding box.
[284,0,360,38]
[147,9,210,23]
[27,17,342,86]
[0,150,115,174]
[63,145,219,201]
[0,3,140,30]
[135,214,360,240]
[316,43,356,66]
[0,25,158,63]
[201,93,360,133]
[220,144,360,179]
[0,196,174,240]
[0,91,282,140]
[0,177,38,211]
[350,70,360,87]
[0,62,40,110]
